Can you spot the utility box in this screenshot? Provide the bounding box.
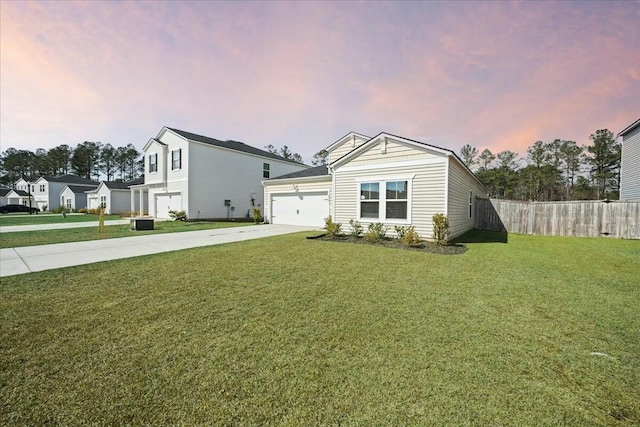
[130,218,154,231]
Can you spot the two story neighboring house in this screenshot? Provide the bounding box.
[619,118,640,201]
[264,131,488,240]
[12,175,99,211]
[131,127,309,219]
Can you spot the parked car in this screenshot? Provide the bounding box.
[0,204,40,214]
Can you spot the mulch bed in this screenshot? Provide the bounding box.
[307,234,467,255]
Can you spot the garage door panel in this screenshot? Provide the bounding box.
[272,192,328,227]
[156,194,181,219]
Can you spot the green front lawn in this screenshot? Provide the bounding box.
[0,221,252,248]
[1,232,639,425]
[0,213,122,226]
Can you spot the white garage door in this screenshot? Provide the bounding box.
[156,193,182,219]
[271,192,328,227]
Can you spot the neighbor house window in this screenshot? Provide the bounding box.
[40,184,45,192]
[360,182,380,218]
[66,198,72,209]
[31,185,35,193]
[386,181,408,219]
[149,153,158,173]
[263,163,270,178]
[469,190,473,219]
[172,149,182,170]
[100,195,107,209]
[358,179,411,222]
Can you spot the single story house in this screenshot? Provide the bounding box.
[131,127,309,219]
[60,184,98,211]
[264,132,488,241]
[86,178,145,215]
[619,118,640,201]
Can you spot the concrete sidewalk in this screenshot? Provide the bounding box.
[1,219,138,233]
[0,224,316,277]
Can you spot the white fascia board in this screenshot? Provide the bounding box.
[335,157,446,173]
[330,133,449,169]
[143,138,167,152]
[325,131,371,152]
[262,175,331,186]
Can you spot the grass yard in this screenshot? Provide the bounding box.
[0,221,252,248]
[0,213,122,226]
[1,231,639,425]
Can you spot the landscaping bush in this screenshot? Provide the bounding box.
[168,210,187,221]
[324,216,342,239]
[349,219,363,237]
[432,213,450,245]
[401,225,422,247]
[364,222,388,243]
[252,207,262,224]
[52,206,70,214]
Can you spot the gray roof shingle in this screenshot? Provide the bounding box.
[65,184,98,194]
[44,174,99,185]
[166,127,306,166]
[269,165,329,180]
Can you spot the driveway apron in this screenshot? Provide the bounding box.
[0,225,316,277]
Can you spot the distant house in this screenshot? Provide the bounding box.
[264,132,488,241]
[60,184,98,211]
[86,178,145,214]
[4,189,33,206]
[619,118,640,201]
[13,174,99,211]
[130,127,308,219]
[0,188,11,205]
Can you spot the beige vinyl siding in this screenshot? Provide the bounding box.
[333,162,447,239]
[327,136,369,164]
[447,158,488,239]
[345,139,439,167]
[620,125,640,201]
[263,178,332,221]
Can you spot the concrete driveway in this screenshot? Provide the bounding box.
[0,224,316,277]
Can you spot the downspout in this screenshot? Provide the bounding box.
[329,163,336,220]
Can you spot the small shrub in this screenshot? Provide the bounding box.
[432,213,450,245]
[364,222,388,243]
[168,210,187,221]
[78,208,88,214]
[52,206,70,214]
[394,225,408,240]
[252,207,262,224]
[401,226,422,247]
[349,219,363,237]
[324,216,342,239]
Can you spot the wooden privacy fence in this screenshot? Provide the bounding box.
[475,199,640,239]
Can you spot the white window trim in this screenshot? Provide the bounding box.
[356,177,413,224]
[149,153,158,174]
[171,149,182,171]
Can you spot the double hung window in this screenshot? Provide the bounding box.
[263,163,270,179]
[359,179,410,222]
[172,149,182,170]
[149,153,158,173]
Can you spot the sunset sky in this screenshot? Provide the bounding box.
[1,1,638,163]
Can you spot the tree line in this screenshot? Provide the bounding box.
[0,142,143,185]
[459,129,621,201]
